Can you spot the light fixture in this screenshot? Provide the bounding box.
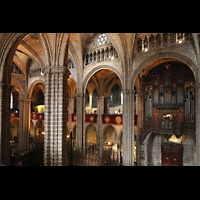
[162,113,173,120]
[168,134,182,144]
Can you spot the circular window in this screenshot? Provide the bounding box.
[97,34,107,45]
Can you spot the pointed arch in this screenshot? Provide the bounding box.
[131,52,198,86]
[83,64,123,94]
[28,80,45,99]
[11,75,25,100]
[85,123,97,148]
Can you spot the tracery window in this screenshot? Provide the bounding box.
[97,34,107,45]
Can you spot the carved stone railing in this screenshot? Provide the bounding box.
[136,33,192,53]
[29,67,42,77]
[84,44,118,65]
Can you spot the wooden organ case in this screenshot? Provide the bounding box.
[141,61,195,166]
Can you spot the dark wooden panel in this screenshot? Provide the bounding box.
[161,143,183,166]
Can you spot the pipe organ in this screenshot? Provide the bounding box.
[142,61,195,140]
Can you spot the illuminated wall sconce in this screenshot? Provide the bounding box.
[67,135,70,139]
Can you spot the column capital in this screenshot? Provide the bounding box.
[68,97,75,100]
[96,96,105,99]
[42,65,71,77]
[76,93,84,98]
[122,89,135,95]
[135,93,143,97]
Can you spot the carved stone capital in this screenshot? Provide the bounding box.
[42,65,71,78]
[122,89,135,95]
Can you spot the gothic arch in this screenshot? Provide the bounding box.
[0,33,27,83]
[85,123,97,133]
[103,125,118,147]
[131,52,198,86]
[142,131,153,145]
[83,65,123,94]
[103,124,118,136]
[28,80,45,99]
[0,33,49,82]
[85,123,97,147]
[11,76,25,100]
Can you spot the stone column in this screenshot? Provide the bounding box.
[0,82,11,165]
[43,66,70,166]
[104,97,109,114]
[19,98,31,152]
[122,89,135,166]
[89,93,92,114]
[96,96,104,156]
[195,83,200,165]
[68,98,75,134]
[76,93,85,152]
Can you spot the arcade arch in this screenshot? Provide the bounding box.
[83,68,123,156]
[30,82,45,113]
[84,68,123,114]
[85,123,97,151]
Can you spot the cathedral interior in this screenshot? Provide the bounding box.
[0,33,200,166]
